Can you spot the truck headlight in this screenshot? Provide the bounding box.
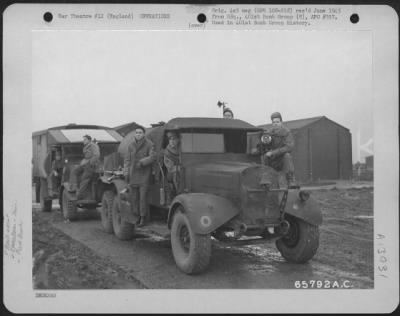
[298,190,310,202]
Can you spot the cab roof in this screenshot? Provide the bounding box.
[164,117,261,131]
[32,124,122,144]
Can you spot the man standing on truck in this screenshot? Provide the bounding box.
[75,135,100,199]
[252,112,297,188]
[163,131,181,201]
[123,126,156,227]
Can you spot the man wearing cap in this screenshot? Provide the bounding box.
[163,131,181,200]
[253,112,297,188]
[123,126,156,227]
[75,135,100,199]
[223,107,234,119]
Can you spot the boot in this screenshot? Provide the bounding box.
[136,216,146,227]
[286,172,299,189]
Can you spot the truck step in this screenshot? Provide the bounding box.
[77,199,98,205]
[216,236,279,246]
[135,222,170,238]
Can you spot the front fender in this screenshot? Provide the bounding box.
[284,191,323,226]
[168,193,241,235]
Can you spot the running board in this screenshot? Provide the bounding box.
[135,222,170,239]
[216,236,281,246]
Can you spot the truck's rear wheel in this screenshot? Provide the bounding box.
[170,207,211,274]
[276,215,319,263]
[40,178,52,212]
[62,190,78,220]
[112,196,135,240]
[101,190,115,233]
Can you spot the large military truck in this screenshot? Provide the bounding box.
[100,118,322,274]
[32,124,122,219]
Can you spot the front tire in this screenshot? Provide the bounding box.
[101,190,115,233]
[276,215,319,263]
[170,207,211,274]
[112,196,135,240]
[62,190,78,220]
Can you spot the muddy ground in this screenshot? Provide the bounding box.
[32,210,145,289]
[32,186,373,289]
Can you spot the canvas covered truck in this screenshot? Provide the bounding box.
[99,117,323,274]
[32,124,122,219]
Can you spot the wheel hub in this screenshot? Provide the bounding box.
[179,225,190,252]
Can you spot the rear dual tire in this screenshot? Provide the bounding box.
[112,196,135,240]
[101,190,115,233]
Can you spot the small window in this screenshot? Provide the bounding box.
[181,133,224,153]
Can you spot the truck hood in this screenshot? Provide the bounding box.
[187,161,279,197]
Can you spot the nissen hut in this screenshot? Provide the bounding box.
[258,116,352,183]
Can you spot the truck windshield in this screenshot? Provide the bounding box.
[63,145,83,158]
[181,133,224,153]
[180,130,249,154]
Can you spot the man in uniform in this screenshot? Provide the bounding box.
[252,112,297,188]
[223,107,234,119]
[123,126,156,227]
[163,131,181,201]
[75,135,100,199]
[49,149,63,197]
[217,101,234,119]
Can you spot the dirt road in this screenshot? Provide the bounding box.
[32,187,373,289]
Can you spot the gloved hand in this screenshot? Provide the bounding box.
[265,151,274,158]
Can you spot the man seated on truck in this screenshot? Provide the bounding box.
[75,135,100,200]
[251,112,297,188]
[163,131,181,200]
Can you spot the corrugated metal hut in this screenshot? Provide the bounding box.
[258,116,352,183]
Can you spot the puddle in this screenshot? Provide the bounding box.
[353,215,373,219]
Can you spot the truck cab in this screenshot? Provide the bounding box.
[32,124,122,218]
[102,117,323,275]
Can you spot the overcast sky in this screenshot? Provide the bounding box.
[32,30,373,161]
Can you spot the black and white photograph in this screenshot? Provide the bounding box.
[3,3,399,313]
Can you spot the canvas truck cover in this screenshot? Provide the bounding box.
[118,117,262,160]
[47,129,122,144]
[32,127,122,178]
